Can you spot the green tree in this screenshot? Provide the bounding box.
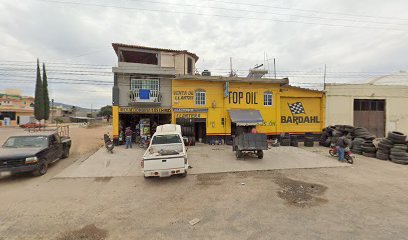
[97,105,112,117]
[42,63,50,121]
[34,59,44,121]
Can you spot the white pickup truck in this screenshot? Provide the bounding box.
[141,124,189,178]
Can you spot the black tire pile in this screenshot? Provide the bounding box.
[304,132,314,147]
[178,119,196,146]
[376,138,393,160]
[361,141,377,158]
[351,138,364,155]
[320,125,376,157]
[387,131,408,164]
[280,133,291,146]
[290,135,299,147]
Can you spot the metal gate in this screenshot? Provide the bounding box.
[353,99,385,137]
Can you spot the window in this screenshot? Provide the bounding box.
[130,78,160,100]
[151,134,182,145]
[264,92,272,106]
[187,57,193,75]
[121,50,158,65]
[354,99,385,111]
[195,90,206,105]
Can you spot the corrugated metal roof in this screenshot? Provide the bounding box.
[112,43,199,61]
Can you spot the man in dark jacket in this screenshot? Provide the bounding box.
[336,136,349,161]
[125,127,133,149]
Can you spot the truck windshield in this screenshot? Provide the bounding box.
[2,136,48,148]
[151,134,181,145]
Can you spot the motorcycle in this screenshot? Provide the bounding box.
[329,143,354,164]
[104,133,114,154]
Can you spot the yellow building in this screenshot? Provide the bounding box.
[0,89,34,126]
[172,75,325,142]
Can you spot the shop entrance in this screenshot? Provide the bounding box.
[176,118,207,144]
[119,113,171,143]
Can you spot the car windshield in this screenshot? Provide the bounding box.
[151,134,181,145]
[3,136,48,148]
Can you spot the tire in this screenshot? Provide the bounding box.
[61,147,70,159]
[361,146,376,153]
[378,143,392,150]
[180,170,187,177]
[345,155,354,164]
[390,159,408,165]
[380,138,393,145]
[32,161,48,177]
[388,131,407,142]
[304,141,314,147]
[390,155,408,161]
[257,150,264,159]
[329,149,337,157]
[376,152,389,160]
[362,152,376,158]
[236,150,243,159]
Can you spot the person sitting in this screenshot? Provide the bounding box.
[336,136,349,162]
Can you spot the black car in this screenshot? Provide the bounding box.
[0,133,71,176]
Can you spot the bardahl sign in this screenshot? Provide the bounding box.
[281,102,320,125]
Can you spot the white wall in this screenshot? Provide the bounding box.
[326,84,408,134]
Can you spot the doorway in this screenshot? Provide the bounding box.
[353,99,385,137]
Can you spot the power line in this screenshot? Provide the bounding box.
[32,0,407,31]
[198,0,408,21]
[120,0,408,27]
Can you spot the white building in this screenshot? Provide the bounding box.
[325,72,408,137]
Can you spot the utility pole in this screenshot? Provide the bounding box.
[323,64,327,90]
[273,58,277,79]
[229,57,233,77]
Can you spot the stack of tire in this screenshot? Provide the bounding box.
[178,119,195,146]
[290,135,299,147]
[376,138,393,160]
[319,126,334,147]
[280,133,291,146]
[361,141,377,158]
[387,131,408,164]
[351,127,375,141]
[351,138,364,155]
[304,132,314,147]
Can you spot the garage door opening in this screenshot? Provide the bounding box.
[353,99,385,137]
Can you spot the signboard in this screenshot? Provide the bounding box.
[280,97,322,132]
[173,108,208,113]
[175,113,207,119]
[119,107,171,114]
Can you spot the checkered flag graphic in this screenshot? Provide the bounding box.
[288,102,306,115]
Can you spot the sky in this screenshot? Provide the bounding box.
[0,0,407,108]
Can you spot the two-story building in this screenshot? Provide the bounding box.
[0,89,34,126]
[111,43,198,142]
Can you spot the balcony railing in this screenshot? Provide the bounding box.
[129,89,161,103]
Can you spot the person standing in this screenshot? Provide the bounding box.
[125,127,133,149]
[336,136,348,162]
[251,127,258,134]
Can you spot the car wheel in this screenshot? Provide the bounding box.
[257,150,264,159]
[236,150,243,159]
[180,171,187,178]
[32,161,48,177]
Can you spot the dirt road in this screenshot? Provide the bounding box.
[0,128,407,239]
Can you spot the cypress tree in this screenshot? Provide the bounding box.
[34,59,44,121]
[42,63,50,121]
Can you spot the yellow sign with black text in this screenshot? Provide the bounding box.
[119,107,171,114]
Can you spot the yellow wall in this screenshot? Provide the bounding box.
[172,80,325,135]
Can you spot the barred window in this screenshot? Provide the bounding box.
[195,90,206,105]
[264,92,272,106]
[130,78,159,91]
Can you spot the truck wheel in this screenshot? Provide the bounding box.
[32,162,48,177]
[257,150,264,159]
[236,150,243,159]
[180,170,187,178]
[61,147,70,159]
